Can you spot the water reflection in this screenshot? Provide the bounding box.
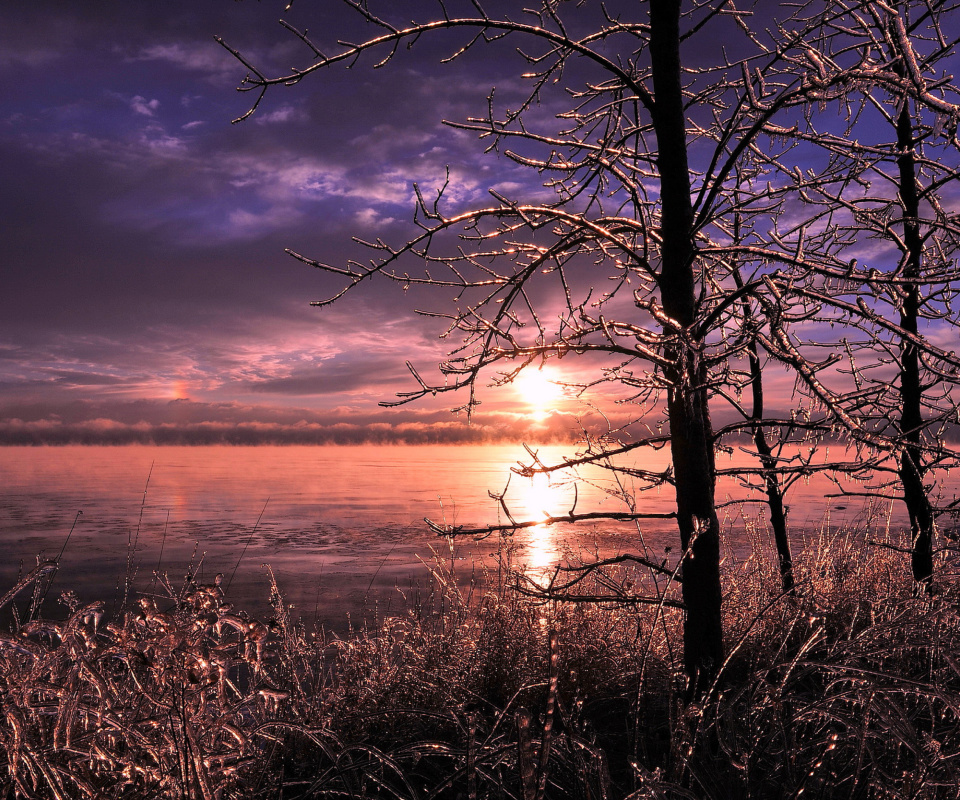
[513,472,567,573]
[521,473,558,521]
[3,444,924,631]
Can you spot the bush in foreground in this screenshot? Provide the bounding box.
[0,531,959,799]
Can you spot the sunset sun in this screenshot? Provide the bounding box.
[514,367,563,418]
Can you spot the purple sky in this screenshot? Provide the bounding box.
[5,3,954,446]
[3,1,613,444]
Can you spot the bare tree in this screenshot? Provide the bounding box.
[756,0,960,585]
[727,187,798,594]
[220,0,958,690]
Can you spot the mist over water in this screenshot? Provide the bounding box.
[0,445,948,629]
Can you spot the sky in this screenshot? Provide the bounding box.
[4,2,955,446]
[2,1,608,444]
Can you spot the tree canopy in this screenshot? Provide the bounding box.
[222,0,960,692]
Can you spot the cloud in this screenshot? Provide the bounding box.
[134,42,237,83]
[255,105,307,125]
[43,370,128,387]
[130,95,160,117]
[0,302,453,410]
[226,154,412,205]
[354,208,397,227]
[138,126,188,154]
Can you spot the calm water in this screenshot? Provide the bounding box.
[0,445,944,629]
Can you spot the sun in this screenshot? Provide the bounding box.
[514,367,563,418]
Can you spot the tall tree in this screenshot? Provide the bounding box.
[761,0,960,584]
[220,0,956,688]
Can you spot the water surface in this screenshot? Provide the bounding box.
[0,444,941,628]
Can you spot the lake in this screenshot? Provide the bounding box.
[0,444,943,630]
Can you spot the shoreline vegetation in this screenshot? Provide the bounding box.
[1,523,958,798]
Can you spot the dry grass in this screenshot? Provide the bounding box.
[0,524,958,799]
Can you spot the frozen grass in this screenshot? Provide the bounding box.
[0,526,959,799]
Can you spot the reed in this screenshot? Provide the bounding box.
[0,525,957,798]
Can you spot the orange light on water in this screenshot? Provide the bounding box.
[520,472,558,522]
[514,472,564,573]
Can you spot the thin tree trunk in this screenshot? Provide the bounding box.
[650,0,723,695]
[895,93,935,585]
[732,238,795,595]
[751,406,794,594]
[744,315,794,594]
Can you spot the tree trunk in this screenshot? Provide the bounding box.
[895,94,935,586]
[748,342,795,595]
[733,245,795,595]
[650,0,724,695]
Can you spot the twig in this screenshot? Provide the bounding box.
[226,498,271,593]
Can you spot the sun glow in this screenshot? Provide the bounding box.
[516,472,563,572]
[520,472,559,522]
[514,367,564,419]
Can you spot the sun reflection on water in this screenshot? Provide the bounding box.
[513,472,567,573]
